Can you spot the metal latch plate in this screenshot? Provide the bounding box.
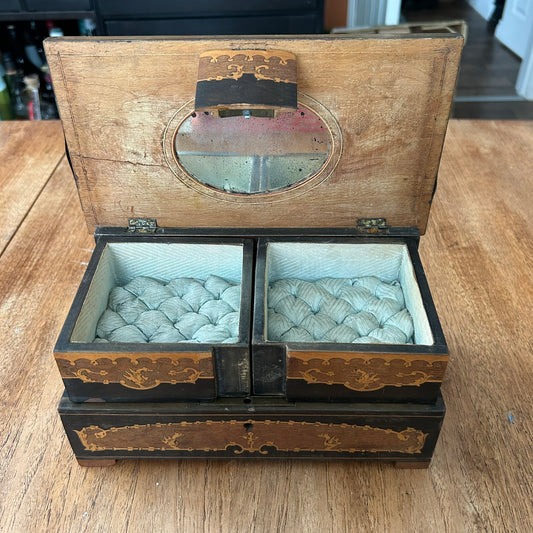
[127,218,157,233]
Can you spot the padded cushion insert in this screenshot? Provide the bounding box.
[94,275,240,343]
[267,276,414,343]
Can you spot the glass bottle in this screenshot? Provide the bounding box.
[78,18,97,36]
[27,21,59,120]
[3,52,27,119]
[6,25,25,75]
[0,74,14,120]
[39,62,59,120]
[23,74,41,120]
[23,22,44,72]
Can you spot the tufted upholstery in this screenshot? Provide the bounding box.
[94,275,240,343]
[267,276,414,343]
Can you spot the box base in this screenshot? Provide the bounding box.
[75,458,432,468]
[59,393,445,466]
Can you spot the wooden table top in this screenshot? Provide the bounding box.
[0,119,532,533]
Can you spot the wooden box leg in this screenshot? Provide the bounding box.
[395,461,431,469]
[77,458,117,467]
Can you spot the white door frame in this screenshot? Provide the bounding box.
[347,0,401,28]
[516,34,533,99]
[385,0,402,24]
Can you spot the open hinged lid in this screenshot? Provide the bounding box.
[45,35,462,234]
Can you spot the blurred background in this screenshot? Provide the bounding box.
[0,0,531,120]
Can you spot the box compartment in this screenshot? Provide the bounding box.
[253,237,447,402]
[55,236,253,402]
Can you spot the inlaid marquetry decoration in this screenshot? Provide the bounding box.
[55,352,213,390]
[287,352,448,391]
[74,419,428,455]
[195,49,298,114]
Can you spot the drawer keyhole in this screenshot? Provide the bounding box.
[243,422,254,433]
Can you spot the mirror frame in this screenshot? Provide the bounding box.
[163,92,343,204]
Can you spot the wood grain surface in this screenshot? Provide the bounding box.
[45,36,462,233]
[0,120,532,532]
[0,121,65,255]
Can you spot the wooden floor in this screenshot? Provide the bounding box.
[404,0,533,119]
[1,120,533,532]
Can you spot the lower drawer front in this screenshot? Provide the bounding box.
[59,394,445,462]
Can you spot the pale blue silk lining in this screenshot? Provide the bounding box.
[94,274,414,345]
[94,275,240,343]
[267,276,414,343]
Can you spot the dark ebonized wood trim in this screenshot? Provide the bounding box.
[59,392,445,461]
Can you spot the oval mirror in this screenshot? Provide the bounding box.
[174,106,332,195]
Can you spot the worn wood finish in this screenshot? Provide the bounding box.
[0,121,64,255]
[2,121,533,532]
[59,396,444,460]
[395,460,431,469]
[45,35,462,233]
[77,459,116,467]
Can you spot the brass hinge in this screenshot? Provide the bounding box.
[128,218,157,233]
[356,218,388,234]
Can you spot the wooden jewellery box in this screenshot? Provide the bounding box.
[46,35,462,465]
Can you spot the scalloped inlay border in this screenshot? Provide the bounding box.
[55,352,213,390]
[74,419,427,455]
[287,351,448,391]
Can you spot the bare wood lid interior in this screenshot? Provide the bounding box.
[45,35,462,234]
